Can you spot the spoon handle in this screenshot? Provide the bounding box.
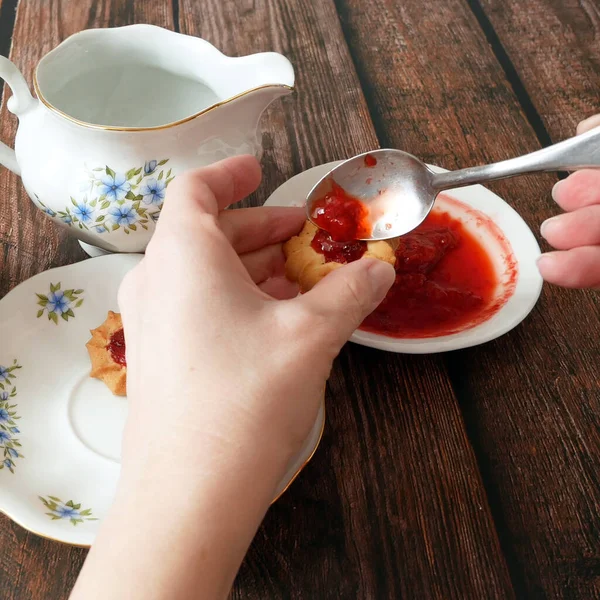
[431,126,600,191]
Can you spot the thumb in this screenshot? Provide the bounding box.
[577,114,600,135]
[298,258,395,347]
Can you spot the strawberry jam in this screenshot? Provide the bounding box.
[311,181,372,242]
[107,328,127,367]
[311,229,367,263]
[364,153,377,167]
[361,209,498,338]
[309,187,505,338]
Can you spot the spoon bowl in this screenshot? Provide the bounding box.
[305,149,436,240]
[306,126,600,241]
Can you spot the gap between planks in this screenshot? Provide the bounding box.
[0,0,19,108]
[331,0,554,596]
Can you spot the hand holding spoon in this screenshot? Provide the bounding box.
[306,126,600,241]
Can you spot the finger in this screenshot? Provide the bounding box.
[552,170,600,212]
[240,244,286,283]
[541,205,600,250]
[576,114,600,135]
[537,247,600,289]
[259,276,299,300]
[295,258,395,349]
[159,155,262,227]
[219,206,305,254]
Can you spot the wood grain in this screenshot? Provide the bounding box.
[0,0,14,70]
[336,0,600,596]
[466,0,600,596]
[1,0,597,599]
[479,0,600,141]
[180,1,514,598]
[0,5,173,600]
[0,0,514,599]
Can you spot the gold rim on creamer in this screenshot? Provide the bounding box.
[32,72,294,132]
[0,399,325,548]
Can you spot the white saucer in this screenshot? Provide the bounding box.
[0,254,325,546]
[265,161,543,353]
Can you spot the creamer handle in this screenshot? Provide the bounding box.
[0,56,36,175]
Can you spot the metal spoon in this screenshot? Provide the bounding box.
[306,126,600,241]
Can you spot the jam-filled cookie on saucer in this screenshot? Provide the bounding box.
[86,311,127,396]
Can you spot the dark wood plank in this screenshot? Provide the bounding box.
[477,0,600,141]
[466,1,600,597]
[0,520,85,600]
[180,1,514,598]
[0,1,517,599]
[335,0,600,597]
[0,0,15,73]
[0,4,175,599]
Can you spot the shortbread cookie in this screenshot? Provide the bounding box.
[283,221,398,293]
[86,311,127,396]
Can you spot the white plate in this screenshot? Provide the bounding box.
[265,161,543,353]
[0,254,325,546]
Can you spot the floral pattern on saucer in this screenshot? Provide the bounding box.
[0,254,324,546]
[0,360,23,474]
[39,496,98,526]
[0,359,20,391]
[36,283,84,324]
[34,159,175,235]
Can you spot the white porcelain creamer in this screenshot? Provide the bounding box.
[0,25,294,255]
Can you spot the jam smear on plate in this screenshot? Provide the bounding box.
[311,181,372,242]
[361,210,498,338]
[107,328,127,367]
[309,184,501,338]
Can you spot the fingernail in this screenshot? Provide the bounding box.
[577,114,600,136]
[551,179,564,203]
[536,253,558,275]
[540,216,560,239]
[366,259,395,298]
[536,254,551,269]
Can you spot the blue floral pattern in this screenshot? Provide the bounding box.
[0,360,20,390]
[144,160,157,174]
[141,178,167,205]
[39,496,98,526]
[108,203,138,227]
[34,160,174,235]
[36,283,84,324]
[72,200,94,224]
[98,171,131,202]
[0,360,22,474]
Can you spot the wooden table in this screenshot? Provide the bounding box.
[1,0,599,598]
